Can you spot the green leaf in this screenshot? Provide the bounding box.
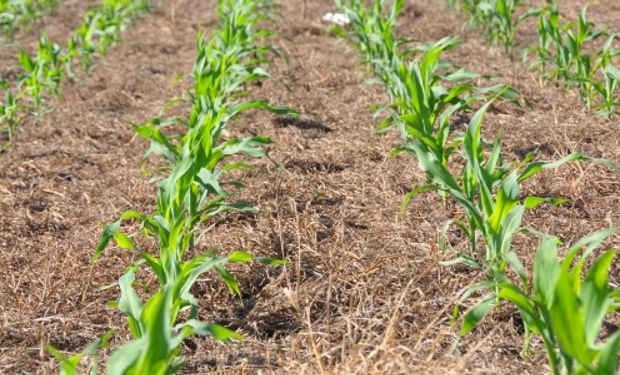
[117,271,144,338]
[141,251,165,284]
[581,249,616,346]
[18,50,34,72]
[444,68,480,82]
[107,334,145,375]
[518,152,620,183]
[441,253,483,270]
[524,196,569,209]
[228,251,253,263]
[595,331,620,375]
[131,289,173,375]
[256,256,288,266]
[534,236,561,308]
[400,184,437,215]
[177,254,226,304]
[113,231,136,250]
[93,221,121,263]
[460,294,495,336]
[120,210,146,221]
[569,228,617,260]
[47,332,111,375]
[488,173,520,234]
[498,283,537,316]
[550,269,594,364]
[201,323,242,342]
[215,265,241,296]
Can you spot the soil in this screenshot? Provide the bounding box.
[0,0,618,374]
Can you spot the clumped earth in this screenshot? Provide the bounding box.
[0,0,618,374]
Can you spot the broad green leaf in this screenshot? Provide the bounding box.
[141,251,166,284]
[132,290,173,375]
[595,331,620,375]
[581,250,616,346]
[498,283,537,316]
[18,50,34,72]
[107,337,144,375]
[550,270,594,364]
[534,236,561,308]
[120,210,146,221]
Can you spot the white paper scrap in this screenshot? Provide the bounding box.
[322,12,350,26]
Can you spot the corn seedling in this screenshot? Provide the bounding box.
[0,0,60,37]
[17,34,64,108]
[446,103,618,337]
[338,1,537,273]
[452,0,620,116]
[54,1,293,373]
[529,6,620,115]
[0,80,21,151]
[67,0,150,71]
[340,3,620,363]
[451,0,540,57]
[0,0,151,151]
[464,229,620,375]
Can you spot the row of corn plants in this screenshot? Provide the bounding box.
[528,5,620,116]
[0,0,150,152]
[50,0,293,373]
[449,0,620,117]
[336,0,620,373]
[0,0,61,37]
[447,0,538,57]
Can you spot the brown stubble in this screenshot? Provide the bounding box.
[0,0,618,374]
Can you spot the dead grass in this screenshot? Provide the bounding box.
[0,0,618,374]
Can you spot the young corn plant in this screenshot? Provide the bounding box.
[526,3,561,85]
[0,0,151,151]
[67,0,150,72]
[335,0,405,72]
[597,59,620,117]
[341,0,520,292]
[472,229,620,375]
[17,34,64,108]
[437,104,619,330]
[528,5,620,115]
[339,0,519,168]
[0,80,22,151]
[0,0,60,37]
[451,0,539,57]
[55,1,293,373]
[340,2,620,357]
